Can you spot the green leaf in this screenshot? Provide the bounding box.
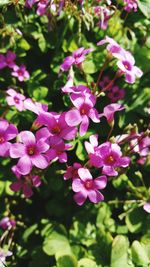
[131,240,150,266]
[32,86,48,100]
[43,231,71,257]
[76,141,86,161]
[78,258,97,267]
[57,255,78,267]
[125,208,145,233]
[18,39,31,51]
[82,60,97,74]
[23,224,38,242]
[110,235,129,267]
[138,0,150,18]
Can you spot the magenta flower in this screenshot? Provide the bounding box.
[25,0,37,8]
[99,103,125,124]
[64,163,82,180]
[0,54,7,69]
[143,203,150,213]
[85,139,130,176]
[5,50,16,69]
[10,130,49,175]
[65,94,100,136]
[95,6,111,30]
[11,64,30,82]
[46,137,72,163]
[0,217,16,230]
[99,75,111,89]
[24,98,48,115]
[60,47,93,72]
[123,0,138,12]
[130,134,150,157]
[0,120,18,157]
[36,0,49,16]
[107,85,125,102]
[38,111,77,141]
[10,165,41,198]
[72,168,107,205]
[6,88,25,111]
[97,36,124,59]
[117,51,143,83]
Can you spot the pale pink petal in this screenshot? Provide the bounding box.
[72,178,84,192]
[36,127,50,140]
[79,115,89,136]
[36,139,49,153]
[65,109,82,127]
[94,176,107,189]
[19,131,35,145]
[0,142,10,157]
[143,203,150,213]
[102,165,117,176]
[85,141,94,154]
[78,168,92,181]
[10,143,25,158]
[17,156,32,175]
[6,96,15,106]
[0,120,9,132]
[31,155,48,169]
[88,108,100,123]
[89,134,98,147]
[88,190,104,203]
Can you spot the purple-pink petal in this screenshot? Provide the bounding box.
[88,190,104,203]
[74,191,87,206]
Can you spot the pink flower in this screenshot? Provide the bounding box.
[130,134,150,157]
[10,130,49,175]
[46,137,72,163]
[24,98,48,115]
[5,50,16,69]
[97,36,124,59]
[25,0,37,8]
[107,85,125,102]
[0,54,7,69]
[64,163,82,180]
[117,51,143,84]
[99,75,111,89]
[36,0,49,16]
[38,112,77,141]
[65,94,100,136]
[123,0,138,12]
[143,203,150,213]
[95,6,111,30]
[0,120,18,157]
[72,168,107,205]
[11,65,30,82]
[10,165,41,198]
[85,138,130,176]
[0,217,16,230]
[6,88,26,111]
[0,250,12,266]
[60,47,93,72]
[99,103,125,124]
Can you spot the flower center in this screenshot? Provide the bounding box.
[0,136,5,144]
[72,169,78,177]
[14,96,19,104]
[123,61,132,71]
[52,125,61,134]
[84,179,93,189]
[80,104,90,115]
[18,70,23,76]
[105,155,115,165]
[27,146,36,156]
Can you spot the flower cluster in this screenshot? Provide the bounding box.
[0,39,148,208]
[97,36,143,83]
[0,50,29,82]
